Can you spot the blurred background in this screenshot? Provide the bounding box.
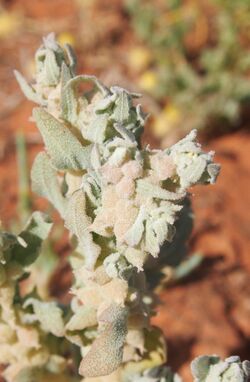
[0,1,249,381]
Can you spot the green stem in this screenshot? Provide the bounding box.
[16,132,32,223]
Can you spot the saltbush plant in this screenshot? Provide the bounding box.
[0,34,248,382]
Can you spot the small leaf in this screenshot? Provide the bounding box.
[90,145,101,174]
[178,155,207,188]
[103,253,133,279]
[152,218,169,245]
[242,360,250,377]
[23,298,65,337]
[60,63,78,125]
[79,304,128,377]
[44,49,60,86]
[66,306,97,331]
[14,70,46,105]
[65,75,109,96]
[124,248,147,271]
[65,189,101,270]
[31,152,67,217]
[191,355,220,381]
[94,94,116,112]
[65,43,77,72]
[145,220,159,257]
[113,122,136,143]
[33,108,91,171]
[112,90,130,123]
[82,113,109,144]
[12,212,52,266]
[207,163,220,184]
[136,180,184,201]
[124,206,147,246]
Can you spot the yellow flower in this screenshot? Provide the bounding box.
[138,70,158,92]
[58,32,76,47]
[152,103,182,138]
[0,11,20,38]
[128,47,152,72]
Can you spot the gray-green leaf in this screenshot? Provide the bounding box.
[136,180,184,201]
[33,108,91,171]
[31,151,67,217]
[44,49,60,86]
[112,90,131,123]
[65,189,101,270]
[61,63,78,125]
[12,211,52,266]
[79,304,128,377]
[14,70,46,106]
